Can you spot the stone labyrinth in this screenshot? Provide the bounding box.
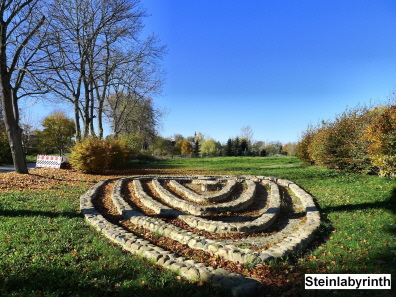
[80,175,321,294]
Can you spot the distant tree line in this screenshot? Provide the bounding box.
[146,129,297,159]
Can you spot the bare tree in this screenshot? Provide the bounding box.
[0,0,46,173]
[36,0,164,140]
[105,92,162,144]
[240,125,254,144]
[96,32,165,138]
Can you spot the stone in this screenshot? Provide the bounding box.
[180,267,200,280]
[80,174,321,296]
[231,282,263,297]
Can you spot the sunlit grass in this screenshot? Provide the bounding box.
[1,156,394,296]
[0,187,226,297]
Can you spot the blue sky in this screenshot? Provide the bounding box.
[22,0,396,144]
[140,0,396,143]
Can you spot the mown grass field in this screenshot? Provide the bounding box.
[0,156,394,296]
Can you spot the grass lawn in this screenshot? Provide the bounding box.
[0,156,394,296]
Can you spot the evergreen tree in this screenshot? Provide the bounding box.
[192,140,200,157]
[225,138,233,156]
[234,137,242,156]
[240,139,249,155]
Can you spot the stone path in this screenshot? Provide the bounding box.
[80,175,321,296]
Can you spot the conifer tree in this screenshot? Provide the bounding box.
[192,139,200,157]
[240,139,249,155]
[225,138,233,156]
[234,137,242,156]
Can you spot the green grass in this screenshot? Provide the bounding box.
[1,156,395,296]
[0,185,225,296]
[130,157,395,295]
[129,156,303,173]
[25,155,38,163]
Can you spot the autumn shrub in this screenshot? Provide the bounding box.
[106,137,131,167]
[312,106,377,172]
[339,106,382,173]
[307,124,332,166]
[69,137,108,174]
[296,124,316,164]
[69,137,131,174]
[298,105,380,173]
[363,105,396,177]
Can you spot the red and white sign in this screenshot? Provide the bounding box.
[36,155,62,169]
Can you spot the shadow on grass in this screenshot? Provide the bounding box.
[0,209,81,219]
[305,188,396,278]
[320,187,396,216]
[0,266,227,297]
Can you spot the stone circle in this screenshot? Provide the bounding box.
[80,175,321,296]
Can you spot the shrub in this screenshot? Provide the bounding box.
[307,124,332,166]
[69,137,108,174]
[298,105,379,173]
[69,137,131,174]
[0,129,12,165]
[296,124,316,164]
[336,106,380,173]
[310,107,375,171]
[363,105,396,177]
[106,137,131,167]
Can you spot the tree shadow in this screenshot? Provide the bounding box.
[320,187,396,216]
[0,208,82,219]
[0,265,229,297]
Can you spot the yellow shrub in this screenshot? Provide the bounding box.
[307,125,334,166]
[298,105,379,173]
[106,137,131,167]
[296,125,316,164]
[363,106,396,177]
[70,137,131,174]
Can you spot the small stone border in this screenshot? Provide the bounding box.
[80,175,321,296]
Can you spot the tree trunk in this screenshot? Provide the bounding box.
[0,85,28,174]
[98,101,104,139]
[74,99,81,141]
[83,87,90,139]
[89,83,96,137]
